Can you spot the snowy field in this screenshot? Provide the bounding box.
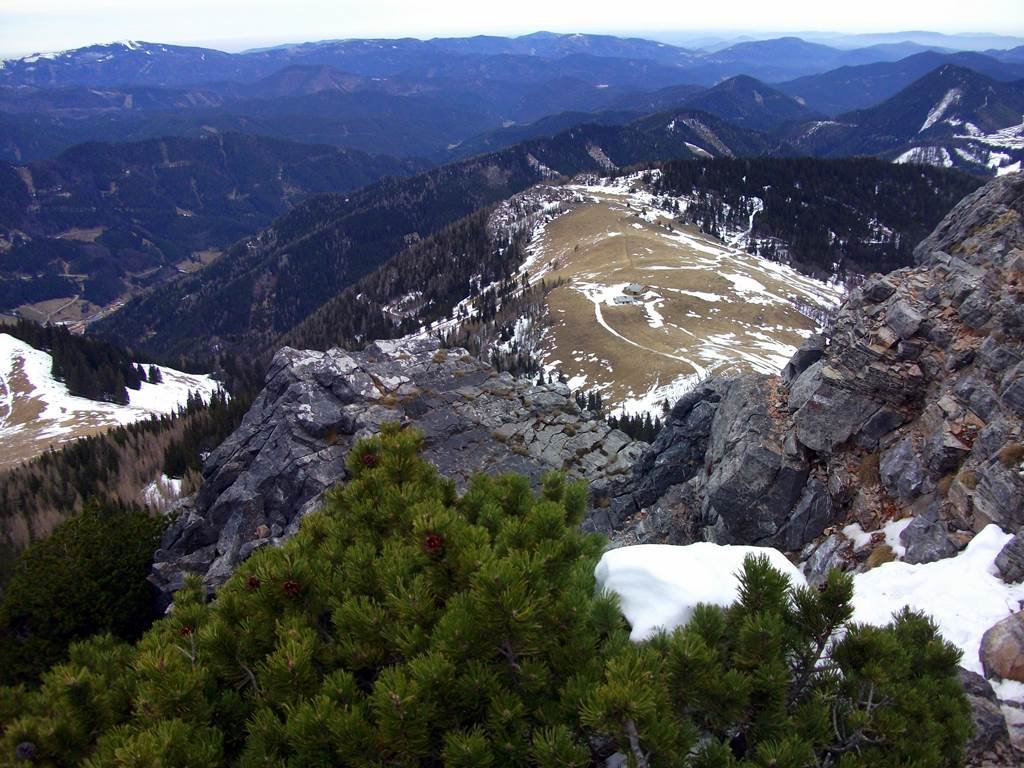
[0,333,220,468]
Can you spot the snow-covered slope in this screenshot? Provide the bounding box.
[0,333,220,468]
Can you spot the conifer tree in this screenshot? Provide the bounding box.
[0,428,970,766]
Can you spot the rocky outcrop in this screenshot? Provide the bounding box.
[152,339,643,603]
[604,173,1024,575]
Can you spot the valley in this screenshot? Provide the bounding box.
[519,177,843,414]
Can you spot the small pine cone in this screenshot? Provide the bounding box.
[179,624,195,637]
[282,579,301,598]
[423,532,445,556]
[245,575,262,591]
[359,450,378,468]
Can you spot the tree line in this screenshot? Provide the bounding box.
[3,318,151,404]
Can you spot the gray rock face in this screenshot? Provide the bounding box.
[801,533,852,587]
[152,339,643,602]
[781,334,826,384]
[880,437,928,500]
[886,300,924,340]
[899,507,958,565]
[793,381,879,454]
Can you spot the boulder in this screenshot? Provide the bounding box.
[957,668,1013,763]
[980,611,1024,682]
[802,533,851,588]
[1000,363,1024,417]
[862,275,897,303]
[700,377,810,545]
[886,300,924,340]
[995,533,1024,584]
[781,333,826,384]
[628,386,719,511]
[880,437,928,500]
[974,464,1024,531]
[899,507,958,564]
[793,383,878,453]
[772,479,835,551]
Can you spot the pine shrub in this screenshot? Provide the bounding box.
[0,427,970,766]
[0,499,165,687]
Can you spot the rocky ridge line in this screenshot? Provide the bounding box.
[151,339,644,601]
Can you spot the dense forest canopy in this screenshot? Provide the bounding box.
[653,156,983,278]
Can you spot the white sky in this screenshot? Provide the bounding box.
[1,0,1022,58]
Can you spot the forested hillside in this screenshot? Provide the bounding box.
[280,206,534,352]
[0,387,252,578]
[3,319,146,403]
[287,157,981,361]
[655,156,983,278]
[0,133,424,316]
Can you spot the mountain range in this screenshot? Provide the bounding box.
[3,33,1023,165]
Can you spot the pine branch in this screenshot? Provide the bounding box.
[623,719,649,768]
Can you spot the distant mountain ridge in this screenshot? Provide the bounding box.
[784,65,1024,174]
[3,32,1024,166]
[777,50,1024,114]
[89,111,780,358]
[4,32,1017,92]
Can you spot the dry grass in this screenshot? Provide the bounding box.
[529,195,830,410]
[176,249,222,273]
[857,452,881,487]
[998,442,1024,469]
[866,544,897,569]
[18,296,104,326]
[0,351,132,470]
[958,469,979,489]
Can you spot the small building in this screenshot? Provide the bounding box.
[623,283,646,296]
[612,295,636,305]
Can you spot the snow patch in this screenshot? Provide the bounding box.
[143,474,184,509]
[920,88,962,133]
[894,146,953,168]
[595,542,806,641]
[0,333,221,459]
[851,525,1024,676]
